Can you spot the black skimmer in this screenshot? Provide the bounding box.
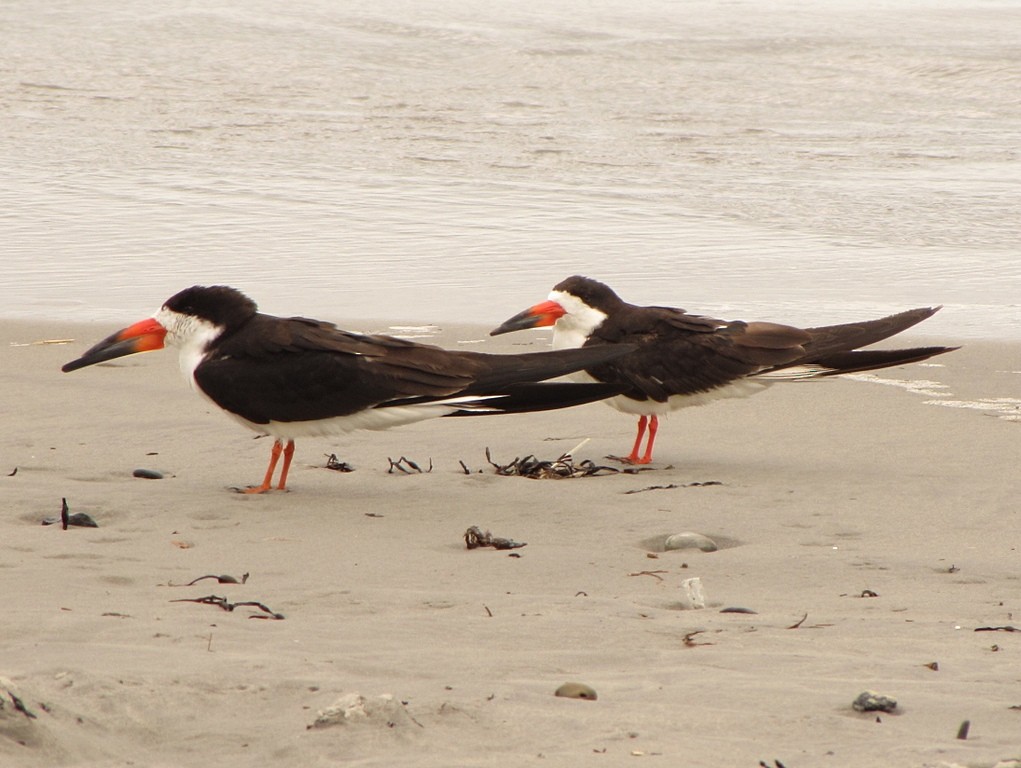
[62,285,635,492]
[491,275,957,464]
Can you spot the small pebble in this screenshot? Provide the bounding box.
[664,532,718,552]
[555,682,597,701]
[133,468,164,480]
[852,690,897,713]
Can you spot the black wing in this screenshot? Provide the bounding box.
[196,314,629,423]
[584,305,811,402]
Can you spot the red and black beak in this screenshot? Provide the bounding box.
[490,300,566,336]
[61,318,167,373]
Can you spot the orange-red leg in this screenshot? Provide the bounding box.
[276,439,295,490]
[624,415,659,465]
[639,415,659,464]
[244,439,295,494]
[625,415,649,464]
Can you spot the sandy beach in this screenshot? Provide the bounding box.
[3,0,1019,763]
[1,318,1019,767]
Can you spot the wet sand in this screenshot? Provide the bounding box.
[2,319,1020,767]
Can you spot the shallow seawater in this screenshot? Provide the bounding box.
[2,0,1019,338]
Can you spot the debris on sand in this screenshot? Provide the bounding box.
[324,454,354,472]
[852,690,897,713]
[170,573,250,587]
[678,577,707,610]
[624,481,721,494]
[464,526,526,550]
[387,456,432,474]
[975,625,1020,632]
[555,682,597,701]
[308,692,421,730]
[483,445,631,479]
[41,498,98,529]
[664,532,718,552]
[170,594,284,620]
[1,679,37,720]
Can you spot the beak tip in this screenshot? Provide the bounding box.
[61,357,90,373]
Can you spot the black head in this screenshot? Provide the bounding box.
[163,286,258,330]
[552,276,625,312]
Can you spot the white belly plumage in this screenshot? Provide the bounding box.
[561,363,772,416]
[607,378,772,416]
[225,403,467,441]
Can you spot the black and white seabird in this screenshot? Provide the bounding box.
[491,275,957,464]
[62,285,633,492]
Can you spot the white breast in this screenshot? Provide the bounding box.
[604,378,773,417]
[226,403,464,440]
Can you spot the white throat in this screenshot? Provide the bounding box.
[152,307,224,388]
[548,289,607,351]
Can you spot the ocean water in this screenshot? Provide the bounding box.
[2,0,1019,338]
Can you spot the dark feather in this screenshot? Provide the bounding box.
[195,312,631,424]
[798,346,959,376]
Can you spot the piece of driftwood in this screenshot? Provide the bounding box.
[387,456,432,474]
[464,525,526,550]
[176,573,250,586]
[170,594,284,620]
[624,481,721,495]
[787,613,809,629]
[682,630,712,648]
[783,614,833,630]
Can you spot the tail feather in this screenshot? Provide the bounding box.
[757,345,959,381]
[799,307,941,361]
[442,382,624,416]
[809,346,958,375]
[461,343,635,394]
